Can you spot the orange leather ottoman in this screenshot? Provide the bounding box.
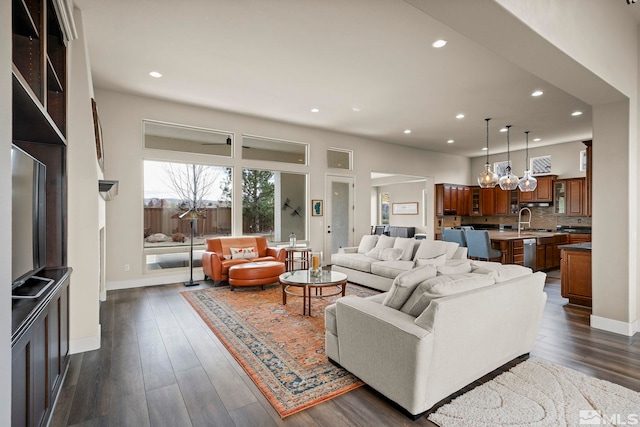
[228,261,286,291]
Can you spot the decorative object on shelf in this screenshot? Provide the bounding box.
[312,199,323,216]
[477,118,499,188]
[91,98,105,172]
[289,231,297,248]
[392,202,419,215]
[179,208,206,286]
[518,131,538,192]
[499,125,519,190]
[309,251,323,277]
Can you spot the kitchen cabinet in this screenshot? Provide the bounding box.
[554,178,585,216]
[495,188,518,216]
[568,233,591,244]
[470,187,481,216]
[536,234,568,271]
[518,175,556,203]
[436,184,469,216]
[481,188,495,216]
[560,244,592,307]
[584,140,592,217]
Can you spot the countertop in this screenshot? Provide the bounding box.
[558,242,592,251]
[487,230,569,241]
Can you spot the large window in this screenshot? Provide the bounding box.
[144,120,233,157]
[144,160,231,270]
[242,169,306,242]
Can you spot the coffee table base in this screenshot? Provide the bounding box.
[281,281,347,316]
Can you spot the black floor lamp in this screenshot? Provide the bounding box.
[180,209,206,287]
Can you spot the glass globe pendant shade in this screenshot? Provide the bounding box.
[498,166,519,190]
[518,170,538,192]
[477,163,499,188]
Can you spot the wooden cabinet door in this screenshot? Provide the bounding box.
[494,188,510,215]
[443,185,451,214]
[470,187,481,215]
[567,178,584,216]
[449,186,458,214]
[536,245,546,271]
[481,188,495,216]
[519,189,533,203]
[561,249,592,307]
[457,186,469,216]
[435,184,444,216]
[535,176,553,201]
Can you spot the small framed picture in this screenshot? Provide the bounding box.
[579,150,587,171]
[311,199,323,216]
[392,202,419,215]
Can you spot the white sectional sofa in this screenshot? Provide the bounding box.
[331,234,468,291]
[325,263,547,417]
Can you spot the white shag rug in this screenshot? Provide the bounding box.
[428,358,640,427]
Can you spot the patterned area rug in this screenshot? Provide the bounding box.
[428,358,640,426]
[181,282,377,418]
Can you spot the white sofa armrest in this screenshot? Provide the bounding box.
[335,296,434,414]
[337,246,358,254]
[452,246,468,259]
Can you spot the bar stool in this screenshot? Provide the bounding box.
[442,228,467,247]
[464,230,502,261]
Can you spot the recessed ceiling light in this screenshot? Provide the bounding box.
[311,108,320,113]
[533,138,541,142]
[403,129,412,134]
[482,147,488,151]
[447,139,454,144]
[456,113,465,119]
[352,107,361,112]
[571,111,583,116]
[531,90,544,97]
[499,128,507,133]
[432,39,447,48]
[149,71,162,78]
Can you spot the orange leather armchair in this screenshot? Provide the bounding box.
[202,236,286,283]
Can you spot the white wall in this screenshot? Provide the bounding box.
[470,140,588,181]
[95,89,470,289]
[1,0,13,422]
[375,181,428,233]
[66,8,102,353]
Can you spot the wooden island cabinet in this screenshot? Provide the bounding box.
[560,243,592,307]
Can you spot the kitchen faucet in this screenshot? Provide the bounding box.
[518,207,532,236]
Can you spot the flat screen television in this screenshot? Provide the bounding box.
[11,144,47,291]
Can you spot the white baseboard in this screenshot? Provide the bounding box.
[69,327,101,354]
[590,315,639,337]
[106,271,205,291]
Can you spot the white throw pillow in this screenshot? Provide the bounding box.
[230,247,258,260]
[365,247,404,261]
[415,254,447,267]
[374,234,396,249]
[401,273,495,316]
[436,260,472,275]
[413,240,459,260]
[357,235,379,254]
[486,265,532,283]
[393,237,416,261]
[382,264,437,309]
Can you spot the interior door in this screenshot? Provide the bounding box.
[325,175,355,256]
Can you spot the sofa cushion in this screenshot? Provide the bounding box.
[331,253,377,273]
[382,264,437,309]
[374,235,396,249]
[436,260,472,275]
[366,247,404,261]
[357,235,379,254]
[393,237,417,261]
[370,260,416,279]
[400,273,496,316]
[470,260,503,271]
[475,264,533,283]
[415,254,447,267]
[230,247,258,259]
[325,303,337,336]
[413,240,459,260]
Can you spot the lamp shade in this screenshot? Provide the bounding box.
[518,170,538,192]
[499,165,519,190]
[478,163,499,188]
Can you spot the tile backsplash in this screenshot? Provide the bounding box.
[458,206,591,229]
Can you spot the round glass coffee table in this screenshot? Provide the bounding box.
[279,270,348,316]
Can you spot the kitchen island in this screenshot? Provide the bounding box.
[487,231,569,270]
[559,242,592,307]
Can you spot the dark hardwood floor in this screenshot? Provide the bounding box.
[50,270,640,426]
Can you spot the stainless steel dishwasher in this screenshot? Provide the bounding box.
[523,238,537,269]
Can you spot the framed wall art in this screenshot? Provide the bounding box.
[91,98,104,172]
[312,199,323,216]
[392,202,418,215]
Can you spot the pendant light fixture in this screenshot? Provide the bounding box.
[498,125,519,190]
[518,131,538,192]
[477,118,499,188]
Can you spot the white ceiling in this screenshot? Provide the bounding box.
[75,0,598,158]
